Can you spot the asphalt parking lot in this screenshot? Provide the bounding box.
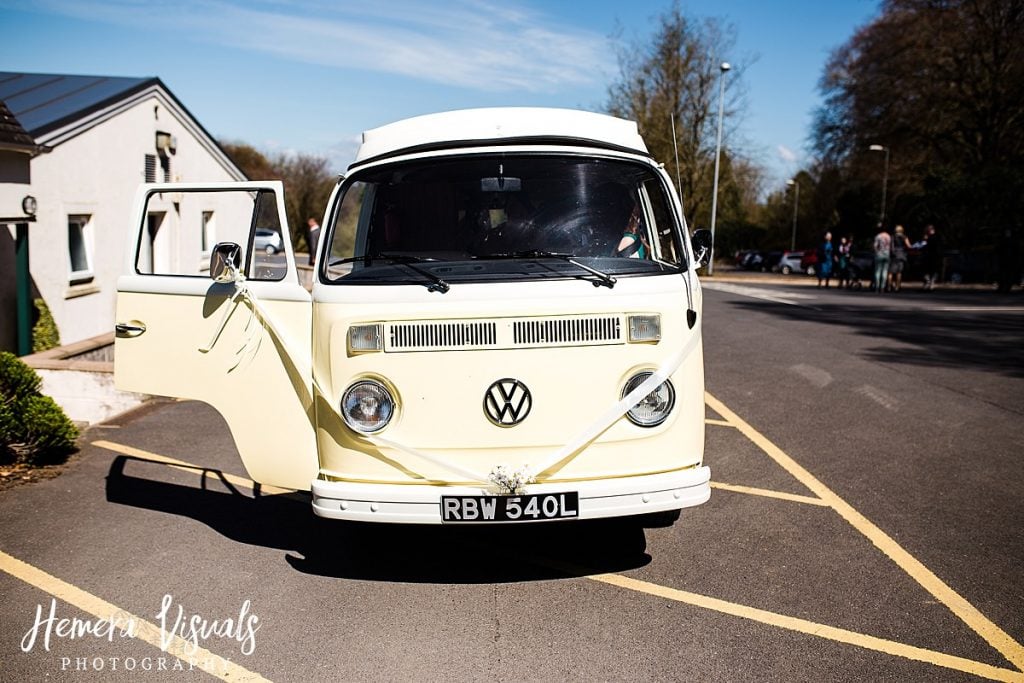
[1,273,1022,682]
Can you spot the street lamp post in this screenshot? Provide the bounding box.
[786,179,799,252]
[868,144,889,225]
[707,61,731,275]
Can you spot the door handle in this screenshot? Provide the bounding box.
[115,322,147,338]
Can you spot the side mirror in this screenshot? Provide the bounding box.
[691,229,713,267]
[210,242,242,283]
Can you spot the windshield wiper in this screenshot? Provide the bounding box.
[333,253,450,293]
[475,250,616,288]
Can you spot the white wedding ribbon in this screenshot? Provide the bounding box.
[206,266,701,489]
[199,268,320,395]
[364,325,701,487]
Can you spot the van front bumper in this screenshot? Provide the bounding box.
[311,466,710,524]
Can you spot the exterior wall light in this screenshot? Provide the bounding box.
[21,195,37,216]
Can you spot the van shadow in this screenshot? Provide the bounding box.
[731,292,1024,380]
[105,456,651,583]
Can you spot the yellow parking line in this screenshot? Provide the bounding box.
[711,481,828,506]
[704,418,734,427]
[91,440,292,496]
[588,572,1024,683]
[0,549,270,682]
[704,391,1024,673]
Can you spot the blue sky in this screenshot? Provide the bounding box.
[0,0,879,190]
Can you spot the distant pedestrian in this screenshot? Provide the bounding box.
[816,232,835,288]
[996,228,1021,293]
[920,224,942,290]
[873,224,891,293]
[307,217,321,266]
[887,225,911,292]
[837,235,853,289]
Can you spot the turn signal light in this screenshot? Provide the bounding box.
[348,324,383,355]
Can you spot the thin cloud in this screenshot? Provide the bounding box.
[22,0,609,92]
[777,144,798,163]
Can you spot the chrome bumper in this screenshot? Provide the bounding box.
[311,466,711,524]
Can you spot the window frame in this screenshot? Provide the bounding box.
[67,214,95,284]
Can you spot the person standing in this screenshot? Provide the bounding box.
[816,232,835,288]
[996,228,1021,293]
[307,217,321,266]
[887,225,911,292]
[920,224,943,290]
[873,224,892,293]
[837,235,852,289]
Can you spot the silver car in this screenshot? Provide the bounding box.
[253,228,283,254]
[777,250,806,275]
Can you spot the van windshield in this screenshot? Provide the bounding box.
[323,154,686,286]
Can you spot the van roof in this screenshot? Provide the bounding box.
[351,107,649,167]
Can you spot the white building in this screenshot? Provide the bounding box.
[0,72,246,352]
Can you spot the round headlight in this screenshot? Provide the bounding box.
[341,380,395,434]
[621,372,675,427]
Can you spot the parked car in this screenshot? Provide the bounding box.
[254,228,283,254]
[777,250,805,275]
[739,250,766,270]
[800,248,818,275]
[761,250,783,272]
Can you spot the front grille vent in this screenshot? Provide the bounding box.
[513,316,621,345]
[390,321,497,351]
[384,315,627,352]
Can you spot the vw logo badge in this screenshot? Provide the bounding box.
[484,379,532,427]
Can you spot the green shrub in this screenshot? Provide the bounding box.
[0,350,40,398]
[0,351,78,466]
[32,298,61,353]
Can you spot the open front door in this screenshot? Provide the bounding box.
[114,182,318,491]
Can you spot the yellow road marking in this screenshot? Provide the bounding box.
[711,481,828,506]
[91,440,292,496]
[92,421,1024,678]
[705,391,1024,673]
[704,418,734,427]
[0,549,270,682]
[588,572,1024,683]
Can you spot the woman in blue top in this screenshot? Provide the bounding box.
[817,231,835,288]
[616,206,647,258]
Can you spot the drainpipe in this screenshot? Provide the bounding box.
[15,221,31,355]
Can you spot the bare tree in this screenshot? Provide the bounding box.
[221,141,336,253]
[605,3,749,229]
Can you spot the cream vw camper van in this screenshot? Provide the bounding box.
[115,108,712,525]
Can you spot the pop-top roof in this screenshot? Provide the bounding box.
[352,108,648,167]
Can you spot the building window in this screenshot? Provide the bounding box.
[68,215,94,283]
[161,154,172,182]
[144,154,157,182]
[201,211,215,253]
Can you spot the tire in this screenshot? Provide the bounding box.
[806,265,816,276]
[781,265,792,275]
[265,245,276,255]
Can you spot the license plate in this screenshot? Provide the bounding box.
[441,492,579,523]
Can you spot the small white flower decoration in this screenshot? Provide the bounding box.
[487,465,534,494]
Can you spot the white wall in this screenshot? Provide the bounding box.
[26,92,243,346]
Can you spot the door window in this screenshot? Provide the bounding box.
[133,188,286,281]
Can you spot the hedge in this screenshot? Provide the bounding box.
[0,351,78,466]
